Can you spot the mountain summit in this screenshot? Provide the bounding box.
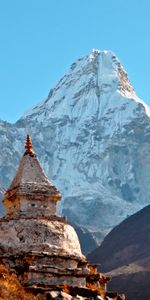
[0,50,150,237]
[23,49,150,121]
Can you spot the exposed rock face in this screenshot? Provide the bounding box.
[0,50,150,238]
[88,205,150,300]
[71,223,100,255]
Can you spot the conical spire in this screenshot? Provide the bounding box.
[24,134,35,156]
[3,135,61,203]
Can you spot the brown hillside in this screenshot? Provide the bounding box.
[0,262,37,300]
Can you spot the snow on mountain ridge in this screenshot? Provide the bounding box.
[0,50,150,238]
[22,49,150,121]
[21,50,123,117]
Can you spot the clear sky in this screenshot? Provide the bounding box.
[0,0,150,123]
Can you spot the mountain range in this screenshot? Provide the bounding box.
[0,49,150,239]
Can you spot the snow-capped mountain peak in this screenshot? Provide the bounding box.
[22,49,150,122]
[0,50,150,238]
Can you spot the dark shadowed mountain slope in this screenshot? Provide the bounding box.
[71,223,100,255]
[88,205,150,300]
[107,263,150,300]
[88,205,150,271]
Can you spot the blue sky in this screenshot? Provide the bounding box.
[0,0,150,123]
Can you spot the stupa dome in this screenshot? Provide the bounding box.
[0,218,84,259]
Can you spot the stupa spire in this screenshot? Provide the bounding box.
[24,134,35,156]
[3,134,61,217]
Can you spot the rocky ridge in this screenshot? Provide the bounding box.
[0,50,150,237]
